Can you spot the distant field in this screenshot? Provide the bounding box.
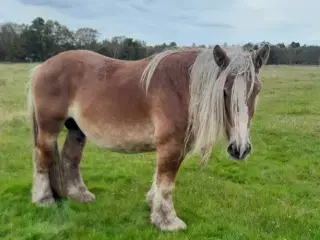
[1,63,320,240]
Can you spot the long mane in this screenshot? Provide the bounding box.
[141,46,256,165]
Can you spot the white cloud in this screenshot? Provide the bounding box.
[0,0,319,46]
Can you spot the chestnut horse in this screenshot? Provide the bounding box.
[27,44,270,231]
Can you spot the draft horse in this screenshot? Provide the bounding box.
[28,44,270,231]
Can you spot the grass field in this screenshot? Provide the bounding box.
[1,63,320,240]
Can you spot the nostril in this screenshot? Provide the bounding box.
[241,144,251,158]
[227,143,234,155]
[234,147,240,157]
[247,143,251,154]
[227,142,251,160]
[227,142,239,157]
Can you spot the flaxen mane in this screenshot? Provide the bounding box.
[141,46,256,165]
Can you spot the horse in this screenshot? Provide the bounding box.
[27,44,270,231]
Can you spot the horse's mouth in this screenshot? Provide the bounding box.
[228,154,247,161]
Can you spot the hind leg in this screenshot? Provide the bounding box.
[32,123,62,206]
[62,119,95,203]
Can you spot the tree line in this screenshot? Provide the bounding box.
[1,17,320,65]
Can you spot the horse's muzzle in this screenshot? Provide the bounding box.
[227,141,251,160]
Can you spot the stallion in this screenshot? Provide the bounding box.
[27,44,270,231]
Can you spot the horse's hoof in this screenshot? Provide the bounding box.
[68,190,96,203]
[161,217,187,231]
[32,196,56,206]
[152,216,187,231]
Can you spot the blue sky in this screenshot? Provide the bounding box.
[0,0,319,46]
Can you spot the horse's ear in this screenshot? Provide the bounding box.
[213,45,230,69]
[252,44,270,71]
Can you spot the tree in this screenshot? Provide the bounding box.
[74,27,100,49]
[169,41,177,47]
[0,23,26,61]
[243,42,255,51]
[277,43,286,48]
[290,41,300,48]
[110,36,126,58]
[1,17,320,65]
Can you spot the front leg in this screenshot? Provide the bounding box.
[147,139,186,231]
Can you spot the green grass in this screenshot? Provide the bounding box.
[1,63,320,239]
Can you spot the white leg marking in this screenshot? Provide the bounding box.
[32,171,55,206]
[146,171,157,208]
[148,173,187,231]
[66,169,95,203]
[67,183,96,203]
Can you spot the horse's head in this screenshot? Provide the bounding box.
[212,44,270,161]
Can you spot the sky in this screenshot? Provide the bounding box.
[0,0,319,46]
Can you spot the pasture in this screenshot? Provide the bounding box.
[1,63,320,239]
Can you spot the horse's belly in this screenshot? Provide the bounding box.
[72,113,156,153]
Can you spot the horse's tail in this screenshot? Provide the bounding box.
[27,65,41,149]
